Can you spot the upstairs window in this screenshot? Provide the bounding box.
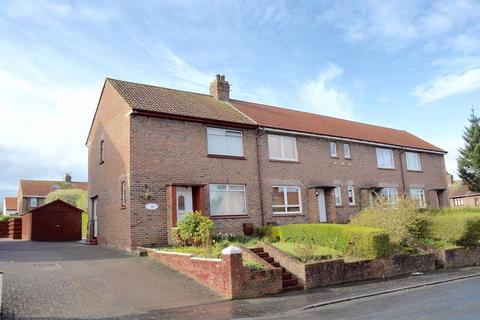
[334,186,342,206]
[409,188,425,208]
[272,186,302,214]
[330,142,338,157]
[121,181,127,206]
[406,152,422,171]
[376,148,394,169]
[30,198,37,208]
[347,185,355,205]
[380,187,397,204]
[343,144,351,159]
[268,135,298,161]
[207,127,243,157]
[209,184,246,216]
[100,140,105,164]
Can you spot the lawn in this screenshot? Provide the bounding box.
[272,241,342,260]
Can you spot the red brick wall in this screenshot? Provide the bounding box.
[87,81,132,250]
[8,218,22,239]
[0,221,9,238]
[143,247,282,299]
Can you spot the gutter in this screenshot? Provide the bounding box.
[262,127,447,155]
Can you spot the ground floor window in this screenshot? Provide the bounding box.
[454,198,464,206]
[272,186,302,214]
[209,184,246,216]
[380,187,397,205]
[334,186,342,206]
[409,188,425,208]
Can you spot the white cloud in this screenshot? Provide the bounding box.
[414,68,480,105]
[299,63,353,119]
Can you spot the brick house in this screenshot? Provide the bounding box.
[448,178,480,207]
[2,197,18,216]
[17,174,88,213]
[87,75,449,250]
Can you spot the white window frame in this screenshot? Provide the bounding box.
[209,184,246,216]
[343,144,351,159]
[30,197,37,208]
[376,148,395,169]
[121,181,127,206]
[380,187,397,205]
[409,188,425,208]
[268,135,298,161]
[347,185,355,205]
[330,142,338,157]
[334,186,342,206]
[454,198,464,206]
[207,127,244,157]
[406,152,422,171]
[272,186,302,214]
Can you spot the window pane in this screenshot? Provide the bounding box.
[273,206,285,213]
[343,144,351,158]
[228,191,245,214]
[268,135,282,159]
[286,187,300,205]
[334,186,342,205]
[377,148,394,168]
[406,152,421,171]
[283,137,296,160]
[287,206,301,213]
[272,187,285,206]
[209,184,245,215]
[178,195,185,211]
[330,142,337,157]
[348,186,355,204]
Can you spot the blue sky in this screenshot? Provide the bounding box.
[1,0,480,203]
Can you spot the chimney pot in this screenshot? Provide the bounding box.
[210,74,230,101]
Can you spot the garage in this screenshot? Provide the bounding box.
[21,199,82,241]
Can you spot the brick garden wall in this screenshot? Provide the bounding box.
[433,246,480,269]
[0,221,8,238]
[142,246,282,299]
[262,243,435,289]
[8,218,22,240]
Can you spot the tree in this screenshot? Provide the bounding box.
[458,108,480,192]
[45,189,87,212]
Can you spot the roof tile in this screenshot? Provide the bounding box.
[20,180,88,197]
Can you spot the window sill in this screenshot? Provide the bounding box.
[344,157,352,160]
[407,169,423,173]
[120,206,127,210]
[377,167,396,171]
[268,159,300,163]
[207,154,246,160]
[210,214,249,219]
[330,156,339,159]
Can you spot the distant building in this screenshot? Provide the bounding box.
[448,177,480,207]
[2,197,18,216]
[17,173,88,213]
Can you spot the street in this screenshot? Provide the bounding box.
[263,276,480,320]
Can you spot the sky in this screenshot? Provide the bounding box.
[1,0,480,205]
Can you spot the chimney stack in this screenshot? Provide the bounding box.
[209,74,230,101]
[64,172,72,183]
[446,172,454,186]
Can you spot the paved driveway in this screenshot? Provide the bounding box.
[0,240,222,319]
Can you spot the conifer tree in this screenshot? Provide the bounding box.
[458,108,480,192]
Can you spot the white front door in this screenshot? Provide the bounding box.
[318,189,327,223]
[92,198,98,238]
[176,187,193,222]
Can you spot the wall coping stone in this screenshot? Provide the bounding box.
[222,245,242,255]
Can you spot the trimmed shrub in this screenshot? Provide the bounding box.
[177,211,215,246]
[428,209,480,247]
[278,224,390,259]
[255,225,280,242]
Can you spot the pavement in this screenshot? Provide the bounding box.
[1,240,480,320]
[0,240,222,319]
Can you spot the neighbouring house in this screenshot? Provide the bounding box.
[21,199,83,241]
[448,176,480,207]
[17,174,88,214]
[2,197,18,216]
[87,75,449,250]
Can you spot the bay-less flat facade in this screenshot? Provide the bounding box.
[87,75,448,250]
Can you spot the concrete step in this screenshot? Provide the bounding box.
[282,278,298,287]
[263,257,274,263]
[257,252,269,258]
[250,247,264,253]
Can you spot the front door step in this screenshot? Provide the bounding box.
[249,247,302,292]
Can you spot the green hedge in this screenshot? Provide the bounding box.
[428,210,480,247]
[278,224,390,259]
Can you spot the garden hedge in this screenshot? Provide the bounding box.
[428,210,480,247]
[278,224,390,259]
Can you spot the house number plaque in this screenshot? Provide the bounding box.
[145,203,159,210]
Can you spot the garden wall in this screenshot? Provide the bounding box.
[8,218,21,240]
[262,243,435,289]
[141,246,282,299]
[433,246,480,269]
[0,221,9,238]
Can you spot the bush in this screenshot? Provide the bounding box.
[0,215,12,221]
[427,209,480,247]
[46,189,87,212]
[255,225,280,242]
[350,197,428,245]
[177,211,215,246]
[278,224,390,259]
